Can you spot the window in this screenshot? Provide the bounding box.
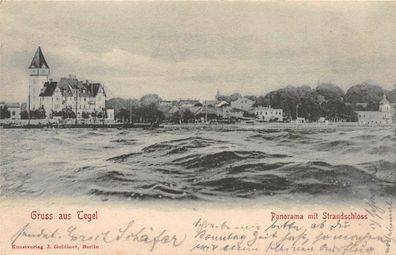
[12,112,15,116]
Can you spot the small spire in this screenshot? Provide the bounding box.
[29,46,49,69]
[380,93,389,105]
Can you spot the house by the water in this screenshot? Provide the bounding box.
[230,97,255,111]
[28,46,111,120]
[356,95,394,125]
[254,106,284,122]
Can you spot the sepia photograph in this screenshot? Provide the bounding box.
[0,1,395,254]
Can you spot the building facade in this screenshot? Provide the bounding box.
[230,97,254,111]
[7,103,21,120]
[356,95,393,125]
[254,106,283,122]
[28,47,106,119]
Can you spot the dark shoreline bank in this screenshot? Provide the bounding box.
[0,123,157,129]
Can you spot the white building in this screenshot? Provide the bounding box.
[356,95,393,125]
[106,109,115,120]
[7,103,21,120]
[254,106,283,122]
[230,97,254,111]
[28,47,106,119]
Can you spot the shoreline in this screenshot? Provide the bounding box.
[0,123,154,129]
[1,121,394,131]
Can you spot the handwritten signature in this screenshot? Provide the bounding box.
[11,219,186,252]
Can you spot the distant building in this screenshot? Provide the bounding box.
[178,99,200,108]
[159,100,176,107]
[295,117,306,123]
[356,95,393,125]
[39,75,106,119]
[7,103,21,120]
[28,47,106,119]
[203,100,218,107]
[231,97,254,111]
[0,103,21,120]
[254,106,283,122]
[106,109,115,120]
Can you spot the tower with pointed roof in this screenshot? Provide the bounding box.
[28,46,50,112]
[379,94,391,112]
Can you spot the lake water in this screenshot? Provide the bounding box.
[0,127,395,202]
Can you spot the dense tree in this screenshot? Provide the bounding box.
[386,86,396,103]
[321,100,357,122]
[298,94,322,122]
[81,112,90,119]
[140,94,162,107]
[0,106,11,119]
[116,108,131,123]
[316,83,344,101]
[182,109,195,123]
[217,93,242,103]
[30,107,46,119]
[21,110,29,119]
[252,96,267,106]
[344,83,385,110]
[53,107,75,119]
[263,86,304,120]
[170,109,195,123]
[106,97,140,116]
[104,82,390,124]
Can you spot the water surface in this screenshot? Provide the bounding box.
[1,127,395,202]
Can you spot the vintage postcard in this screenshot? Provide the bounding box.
[0,1,395,254]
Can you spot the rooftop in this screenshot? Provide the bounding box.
[29,46,49,69]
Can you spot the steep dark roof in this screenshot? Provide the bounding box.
[29,46,49,69]
[57,76,82,96]
[38,75,106,98]
[82,82,106,97]
[39,81,58,96]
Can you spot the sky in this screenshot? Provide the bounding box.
[1,1,396,102]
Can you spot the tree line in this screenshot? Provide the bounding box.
[107,82,395,123]
[4,82,395,122]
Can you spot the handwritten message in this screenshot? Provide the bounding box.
[1,198,395,255]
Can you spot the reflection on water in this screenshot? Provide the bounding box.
[0,127,395,202]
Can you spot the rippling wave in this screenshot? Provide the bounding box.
[0,127,395,201]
